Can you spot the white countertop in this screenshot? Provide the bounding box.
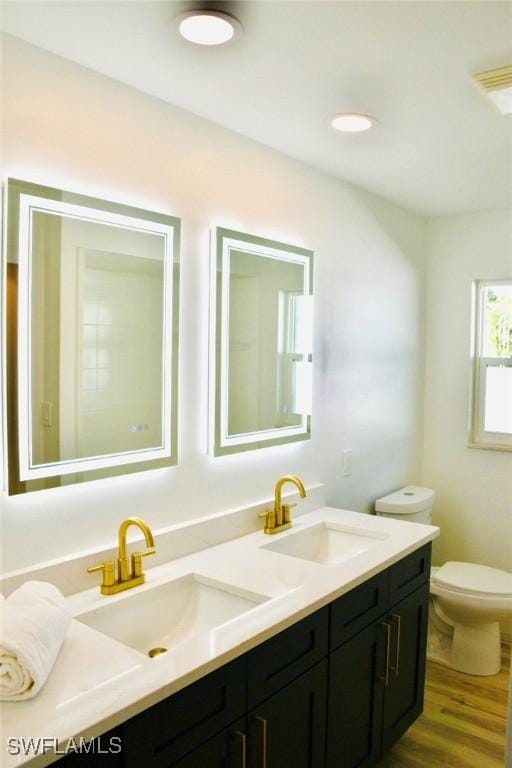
[1,507,438,767]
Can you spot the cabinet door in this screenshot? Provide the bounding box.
[248,661,327,768]
[382,582,429,752]
[327,620,386,768]
[172,720,246,768]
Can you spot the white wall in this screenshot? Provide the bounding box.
[0,35,426,572]
[422,211,512,572]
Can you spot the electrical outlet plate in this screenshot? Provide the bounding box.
[342,449,353,477]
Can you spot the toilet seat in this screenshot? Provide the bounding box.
[432,562,512,599]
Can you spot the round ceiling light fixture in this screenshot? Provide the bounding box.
[331,113,376,132]
[177,10,242,46]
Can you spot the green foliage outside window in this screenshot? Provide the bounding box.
[484,286,512,357]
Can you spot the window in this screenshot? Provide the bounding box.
[470,280,512,450]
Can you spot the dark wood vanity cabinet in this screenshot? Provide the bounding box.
[327,544,431,768]
[159,658,328,768]
[327,581,430,768]
[56,544,431,768]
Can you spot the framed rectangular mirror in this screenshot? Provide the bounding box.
[210,227,313,456]
[3,179,180,494]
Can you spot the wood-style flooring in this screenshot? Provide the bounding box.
[378,643,510,768]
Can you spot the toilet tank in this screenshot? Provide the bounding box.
[375,485,435,524]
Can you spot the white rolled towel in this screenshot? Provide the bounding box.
[0,580,71,701]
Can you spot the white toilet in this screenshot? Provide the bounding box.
[375,485,512,676]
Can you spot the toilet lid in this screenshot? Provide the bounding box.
[432,562,512,597]
[375,486,435,515]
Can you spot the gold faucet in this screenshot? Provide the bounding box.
[260,475,307,534]
[87,517,156,595]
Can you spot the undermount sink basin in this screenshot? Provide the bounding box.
[261,521,390,565]
[76,573,270,657]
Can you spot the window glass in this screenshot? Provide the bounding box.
[484,366,512,433]
[472,279,512,449]
[481,283,512,357]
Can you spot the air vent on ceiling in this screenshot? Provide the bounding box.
[473,65,512,115]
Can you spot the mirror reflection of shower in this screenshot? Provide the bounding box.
[77,248,164,461]
[30,213,165,468]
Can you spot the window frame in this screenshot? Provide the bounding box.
[469,278,512,451]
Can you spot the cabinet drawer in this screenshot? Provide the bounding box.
[123,656,245,767]
[247,607,328,708]
[388,543,431,605]
[330,571,388,649]
[172,719,246,768]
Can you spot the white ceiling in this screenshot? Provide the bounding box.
[2,0,512,216]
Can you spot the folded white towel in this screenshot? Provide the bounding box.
[0,580,71,701]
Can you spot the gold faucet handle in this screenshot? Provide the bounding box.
[131,547,156,578]
[282,502,297,524]
[87,561,115,588]
[258,508,277,531]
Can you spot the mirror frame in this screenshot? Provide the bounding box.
[3,178,180,494]
[210,226,313,457]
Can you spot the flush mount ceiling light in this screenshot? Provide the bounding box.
[473,65,512,116]
[176,9,242,46]
[331,113,376,133]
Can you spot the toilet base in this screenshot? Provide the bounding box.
[427,609,502,676]
[450,621,501,676]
